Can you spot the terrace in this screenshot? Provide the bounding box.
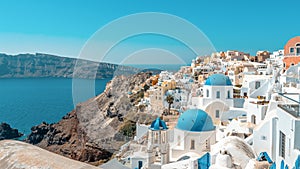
[278,93,300,118]
[278,104,300,118]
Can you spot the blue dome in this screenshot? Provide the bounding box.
[150,117,168,131]
[176,109,215,132]
[205,74,232,86]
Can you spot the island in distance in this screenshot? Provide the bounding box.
[0,53,140,79]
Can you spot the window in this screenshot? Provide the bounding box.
[162,133,165,143]
[216,91,220,98]
[297,48,300,55]
[251,115,256,124]
[255,81,261,89]
[154,132,158,144]
[279,131,286,158]
[190,140,195,150]
[206,89,209,97]
[216,110,220,118]
[290,48,295,54]
[260,136,267,140]
[227,90,231,98]
[177,136,181,146]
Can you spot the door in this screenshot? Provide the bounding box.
[138,161,143,169]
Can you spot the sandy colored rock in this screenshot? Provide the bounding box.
[0,140,100,169]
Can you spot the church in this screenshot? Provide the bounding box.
[192,74,234,124]
[131,109,216,169]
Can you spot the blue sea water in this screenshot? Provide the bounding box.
[0,78,111,138]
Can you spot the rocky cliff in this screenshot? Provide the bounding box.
[0,140,99,169]
[0,123,23,140]
[26,72,158,165]
[0,53,138,79]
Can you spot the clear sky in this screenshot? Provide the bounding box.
[0,0,300,63]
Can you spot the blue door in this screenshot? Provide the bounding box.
[198,153,210,169]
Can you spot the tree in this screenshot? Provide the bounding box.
[166,94,174,115]
[143,84,150,91]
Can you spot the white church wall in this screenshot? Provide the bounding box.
[169,128,216,161]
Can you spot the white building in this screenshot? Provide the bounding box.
[270,50,284,59]
[164,88,189,109]
[130,109,216,169]
[168,109,216,161]
[240,75,272,98]
[159,71,174,81]
[210,136,256,169]
[193,74,234,124]
[280,62,300,86]
[251,62,268,75]
[253,93,300,169]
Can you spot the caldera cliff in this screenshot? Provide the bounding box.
[26,72,158,165]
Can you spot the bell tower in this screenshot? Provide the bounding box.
[147,117,169,169]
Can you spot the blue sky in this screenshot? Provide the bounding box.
[0,0,300,63]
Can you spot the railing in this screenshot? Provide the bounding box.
[284,54,300,57]
[278,104,300,118]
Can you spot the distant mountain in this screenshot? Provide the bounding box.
[0,53,140,79]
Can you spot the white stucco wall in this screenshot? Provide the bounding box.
[275,108,300,167]
[169,128,216,161]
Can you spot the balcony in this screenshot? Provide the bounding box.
[278,104,300,118]
[277,93,300,118]
[249,100,269,105]
[284,53,300,57]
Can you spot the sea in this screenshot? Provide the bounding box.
[0,78,111,139]
[0,64,185,140]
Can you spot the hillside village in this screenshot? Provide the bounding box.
[101,37,300,169]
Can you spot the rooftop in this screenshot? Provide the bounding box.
[149,117,168,131]
[204,74,232,86]
[176,109,215,132]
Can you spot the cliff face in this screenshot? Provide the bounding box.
[26,72,158,165]
[27,111,112,165]
[0,140,99,169]
[0,53,138,79]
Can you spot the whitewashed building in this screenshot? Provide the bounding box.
[193,74,234,124]
[253,93,300,168]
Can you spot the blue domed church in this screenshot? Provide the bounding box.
[131,109,216,169]
[168,109,216,161]
[193,74,234,124]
